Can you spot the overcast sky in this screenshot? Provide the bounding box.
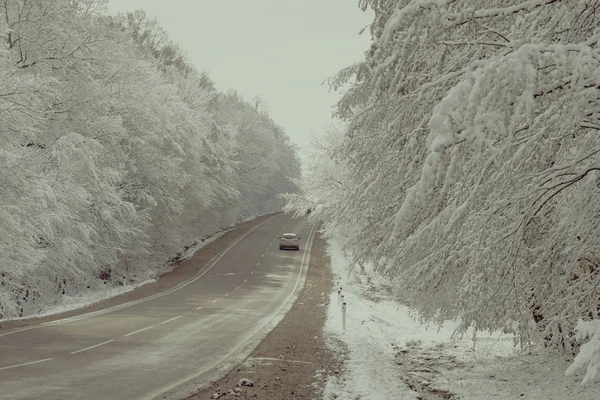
[107,0,373,163]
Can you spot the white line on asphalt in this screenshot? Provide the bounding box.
[244,279,248,283]
[235,286,240,291]
[225,293,229,296]
[144,222,318,400]
[0,358,53,371]
[251,271,254,274]
[261,254,264,258]
[69,340,114,355]
[0,215,280,339]
[212,299,218,303]
[124,326,154,337]
[160,316,182,325]
[257,262,260,266]
[196,306,203,310]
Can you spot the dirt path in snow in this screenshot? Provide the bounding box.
[0,213,278,332]
[188,230,341,400]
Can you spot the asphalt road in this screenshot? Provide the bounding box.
[0,213,316,400]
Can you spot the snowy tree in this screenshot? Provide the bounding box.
[287,0,600,383]
[0,1,300,318]
[211,91,301,219]
[0,0,153,311]
[0,20,57,315]
[108,9,192,75]
[283,125,353,232]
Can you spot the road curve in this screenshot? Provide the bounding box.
[0,213,316,400]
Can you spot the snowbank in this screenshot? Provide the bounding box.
[3,280,154,322]
[179,229,230,262]
[322,238,600,399]
[2,217,252,323]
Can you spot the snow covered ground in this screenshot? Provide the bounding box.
[179,229,229,262]
[2,230,228,323]
[2,213,275,323]
[322,238,600,399]
[3,280,155,323]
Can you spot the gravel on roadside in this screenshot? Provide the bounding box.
[187,230,340,400]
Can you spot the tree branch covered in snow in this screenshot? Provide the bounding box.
[566,319,600,384]
[286,0,600,383]
[0,0,300,319]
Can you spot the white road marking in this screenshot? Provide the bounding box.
[0,215,279,339]
[0,358,53,371]
[160,316,182,325]
[225,293,230,296]
[124,326,154,337]
[251,271,254,274]
[0,214,290,379]
[143,221,318,400]
[261,254,264,258]
[257,262,260,266]
[234,286,240,291]
[69,340,114,355]
[212,299,218,303]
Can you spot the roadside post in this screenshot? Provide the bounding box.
[342,302,347,331]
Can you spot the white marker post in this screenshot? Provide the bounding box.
[337,289,341,306]
[342,302,347,331]
[340,294,344,310]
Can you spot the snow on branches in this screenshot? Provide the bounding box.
[0,0,300,319]
[289,0,600,383]
[567,319,600,385]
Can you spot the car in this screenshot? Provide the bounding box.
[279,233,301,250]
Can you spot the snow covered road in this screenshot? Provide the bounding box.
[0,214,316,400]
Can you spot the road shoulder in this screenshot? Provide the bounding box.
[188,230,340,400]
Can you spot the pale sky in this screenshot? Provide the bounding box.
[107,1,373,164]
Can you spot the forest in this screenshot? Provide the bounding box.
[0,0,300,319]
[284,0,600,383]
